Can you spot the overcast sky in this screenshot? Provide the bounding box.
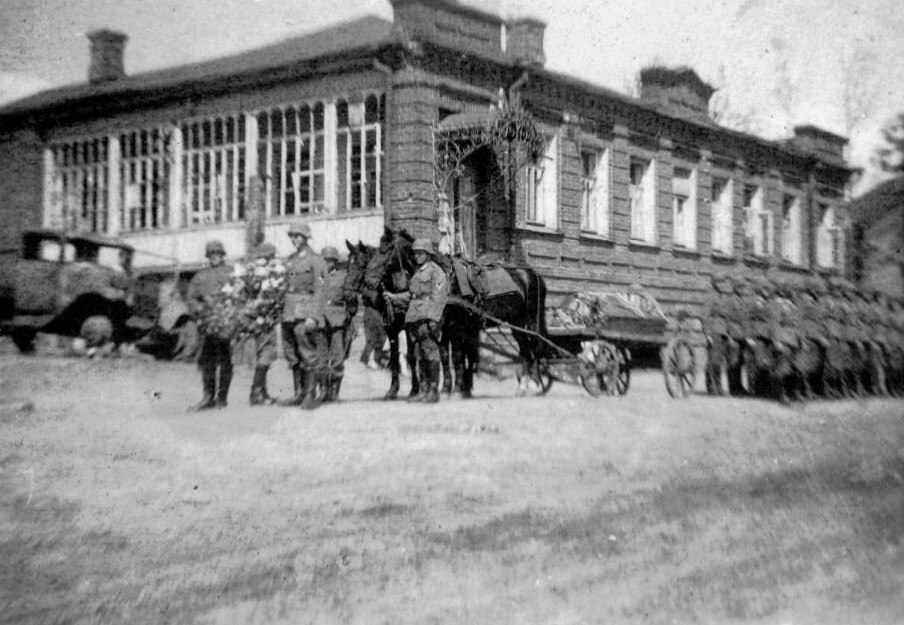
[1,0,902,186]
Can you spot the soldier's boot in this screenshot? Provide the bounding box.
[424,362,441,404]
[280,367,306,406]
[215,364,232,408]
[249,366,273,406]
[327,376,343,402]
[189,364,217,412]
[300,370,321,411]
[407,359,427,402]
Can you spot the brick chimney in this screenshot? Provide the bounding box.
[789,125,847,163]
[390,0,505,59]
[87,29,127,84]
[505,17,546,68]
[639,66,715,120]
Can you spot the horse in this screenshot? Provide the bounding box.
[364,227,550,399]
[342,233,454,400]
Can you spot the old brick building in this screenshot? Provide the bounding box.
[0,0,853,312]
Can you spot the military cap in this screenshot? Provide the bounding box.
[411,238,434,254]
[205,239,226,257]
[321,245,340,260]
[287,222,312,238]
[252,242,277,260]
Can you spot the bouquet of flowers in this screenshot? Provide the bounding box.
[197,257,288,342]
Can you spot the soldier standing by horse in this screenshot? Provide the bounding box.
[280,222,328,410]
[385,238,448,404]
[319,245,354,402]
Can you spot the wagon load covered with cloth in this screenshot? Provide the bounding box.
[539,288,670,397]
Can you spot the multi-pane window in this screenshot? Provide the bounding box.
[257,104,325,217]
[672,167,697,249]
[181,116,246,226]
[49,138,110,233]
[743,183,772,256]
[580,148,610,236]
[781,194,803,265]
[120,128,171,231]
[817,202,843,269]
[337,94,385,211]
[524,135,558,228]
[710,176,733,254]
[629,156,656,243]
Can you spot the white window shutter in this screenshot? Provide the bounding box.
[642,159,657,242]
[593,149,609,236]
[542,136,558,228]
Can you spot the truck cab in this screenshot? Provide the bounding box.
[0,229,135,352]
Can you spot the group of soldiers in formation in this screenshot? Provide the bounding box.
[185,222,447,411]
[696,271,904,401]
[184,218,904,409]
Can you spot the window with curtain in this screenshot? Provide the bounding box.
[580,147,610,237]
[629,156,656,243]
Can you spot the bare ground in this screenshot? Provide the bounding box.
[1,344,904,625]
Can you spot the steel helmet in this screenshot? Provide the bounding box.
[321,245,340,260]
[205,239,226,257]
[411,238,434,254]
[287,222,312,238]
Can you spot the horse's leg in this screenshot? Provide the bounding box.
[385,330,401,401]
[462,326,478,398]
[451,333,465,395]
[440,333,453,395]
[405,326,421,398]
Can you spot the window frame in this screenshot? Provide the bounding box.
[579,145,610,237]
[629,155,657,244]
[671,165,697,250]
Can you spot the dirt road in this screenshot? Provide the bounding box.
[2,350,904,624]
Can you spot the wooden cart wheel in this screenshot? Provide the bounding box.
[578,361,602,397]
[662,338,694,399]
[615,348,631,396]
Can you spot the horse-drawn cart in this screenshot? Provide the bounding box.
[467,289,676,397]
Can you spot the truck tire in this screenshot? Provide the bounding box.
[80,315,113,348]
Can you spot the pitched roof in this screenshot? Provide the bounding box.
[848,175,904,226]
[0,16,397,120]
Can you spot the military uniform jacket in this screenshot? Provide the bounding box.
[320,267,348,327]
[187,264,233,314]
[770,298,799,347]
[703,293,729,337]
[282,249,327,322]
[400,260,447,324]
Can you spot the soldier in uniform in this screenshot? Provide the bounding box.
[249,242,279,406]
[790,278,827,399]
[280,223,328,410]
[703,272,737,396]
[187,240,234,411]
[724,275,753,395]
[319,246,354,402]
[385,238,447,404]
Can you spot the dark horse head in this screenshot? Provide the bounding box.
[342,239,376,307]
[363,227,417,307]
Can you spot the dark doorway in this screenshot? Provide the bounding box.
[451,146,510,262]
